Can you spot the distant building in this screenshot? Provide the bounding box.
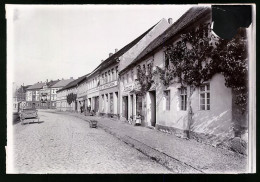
[26,82,45,109]
[49,78,74,109]
[56,76,86,112]
[13,84,31,111]
[25,79,74,109]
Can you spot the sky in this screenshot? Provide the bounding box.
[7,5,193,88]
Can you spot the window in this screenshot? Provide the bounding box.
[121,76,124,85]
[131,69,134,81]
[179,87,187,110]
[126,74,129,83]
[116,66,118,80]
[200,84,210,110]
[110,93,113,113]
[108,70,111,82]
[164,51,169,68]
[105,72,107,83]
[164,90,170,110]
[111,69,114,81]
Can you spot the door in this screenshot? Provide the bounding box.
[95,96,99,112]
[122,96,128,119]
[149,91,156,127]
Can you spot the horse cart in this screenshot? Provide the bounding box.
[19,108,40,125]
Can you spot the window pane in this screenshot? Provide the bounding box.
[200,93,205,99]
[207,98,210,104]
[184,95,187,110]
[200,105,205,110]
[200,86,205,91]
[207,105,210,110]
[206,84,210,91]
[207,93,210,98]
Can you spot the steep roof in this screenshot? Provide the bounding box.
[57,74,88,92]
[27,82,45,90]
[47,80,60,87]
[87,20,161,78]
[120,7,211,73]
[51,78,74,88]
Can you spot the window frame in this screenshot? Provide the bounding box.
[199,83,210,111]
[164,90,171,111]
[179,87,187,111]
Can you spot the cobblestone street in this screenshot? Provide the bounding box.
[12,111,170,173]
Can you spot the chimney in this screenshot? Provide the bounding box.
[62,78,64,80]
[101,59,104,62]
[168,18,173,25]
[115,48,118,53]
[70,77,73,79]
[46,79,48,83]
[109,53,113,57]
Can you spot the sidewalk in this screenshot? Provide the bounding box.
[46,110,248,173]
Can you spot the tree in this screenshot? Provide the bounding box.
[136,62,154,95]
[67,93,77,105]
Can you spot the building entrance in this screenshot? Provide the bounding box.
[148,91,156,127]
[122,96,128,119]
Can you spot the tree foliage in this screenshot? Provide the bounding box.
[66,93,77,105]
[136,62,154,95]
[157,23,248,113]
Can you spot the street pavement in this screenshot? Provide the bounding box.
[56,110,248,174]
[12,111,170,173]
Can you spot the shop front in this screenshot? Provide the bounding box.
[87,87,99,115]
[99,80,119,118]
[120,80,144,124]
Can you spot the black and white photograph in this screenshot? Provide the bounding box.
[6,4,256,174]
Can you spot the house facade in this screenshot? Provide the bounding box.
[118,7,248,145]
[26,82,45,109]
[50,78,74,109]
[117,18,171,121]
[56,76,86,112]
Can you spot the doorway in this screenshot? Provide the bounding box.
[148,91,156,127]
[122,96,128,119]
[94,96,99,113]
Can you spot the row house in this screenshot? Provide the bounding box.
[25,79,74,109]
[38,79,60,109]
[50,78,74,109]
[117,18,172,121]
[13,84,31,111]
[56,76,86,112]
[75,75,88,113]
[118,7,248,145]
[83,17,170,118]
[26,82,45,109]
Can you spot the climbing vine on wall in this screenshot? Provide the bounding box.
[156,23,248,114]
[66,93,77,105]
[136,62,154,95]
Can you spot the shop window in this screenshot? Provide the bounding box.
[200,84,210,110]
[164,90,170,110]
[179,87,187,110]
